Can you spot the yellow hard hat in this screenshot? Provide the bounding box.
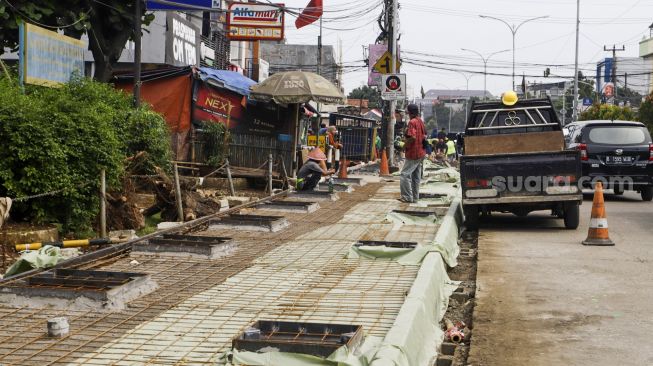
[501,90,518,106]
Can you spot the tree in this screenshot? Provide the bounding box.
[579,104,637,121]
[348,85,382,109]
[0,0,154,81]
[637,92,653,133]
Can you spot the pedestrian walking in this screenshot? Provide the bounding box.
[398,104,427,203]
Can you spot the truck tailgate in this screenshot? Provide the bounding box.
[461,150,581,203]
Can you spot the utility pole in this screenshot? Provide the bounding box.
[386,0,398,166]
[133,0,142,108]
[604,45,625,101]
[317,17,323,76]
[571,0,580,123]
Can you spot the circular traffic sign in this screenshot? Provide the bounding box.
[385,75,401,91]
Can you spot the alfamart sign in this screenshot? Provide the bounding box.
[19,22,85,87]
[227,2,284,41]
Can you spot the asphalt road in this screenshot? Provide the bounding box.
[467,191,653,366]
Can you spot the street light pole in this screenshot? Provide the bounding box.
[572,0,581,122]
[454,71,474,124]
[479,15,549,91]
[461,48,510,100]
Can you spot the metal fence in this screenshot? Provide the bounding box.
[328,113,379,162]
[228,133,292,173]
[192,129,292,174]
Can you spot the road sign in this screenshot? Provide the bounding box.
[582,97,593,106]
[381,74,406,100]
[146,0,212,10]
[373,51,401,74]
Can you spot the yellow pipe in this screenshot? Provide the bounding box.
[14,238,114,252]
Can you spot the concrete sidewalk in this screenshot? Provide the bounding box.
[468,192,653,366]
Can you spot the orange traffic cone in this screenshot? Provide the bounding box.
[379,149,390,176]
[582,181,614,246]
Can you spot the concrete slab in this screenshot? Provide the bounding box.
[287,191,340,201]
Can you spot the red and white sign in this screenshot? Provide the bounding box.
[193,85,245,129]
[381,74,406,101]
[227,2,284,41]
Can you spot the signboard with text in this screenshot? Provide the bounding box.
[381,74,406,100]
[194,85,245,129]
[19,22,85,87]
[165,13,200,67]
[227,2,284,41]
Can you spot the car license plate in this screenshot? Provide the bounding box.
[606,156,633,164]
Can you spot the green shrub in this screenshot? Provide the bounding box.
[0,76,171,234]
[579,104,637,122]
[200,121,230,167]
[638,93,653,133]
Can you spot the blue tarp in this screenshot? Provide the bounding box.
[197,68,256,97]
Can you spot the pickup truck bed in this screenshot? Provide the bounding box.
[461,97,582,230]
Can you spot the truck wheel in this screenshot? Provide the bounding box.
[464,206,479,230]
[641,187,653,201]
[563,203,580,230]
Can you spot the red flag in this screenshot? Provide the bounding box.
[295,0,323,29]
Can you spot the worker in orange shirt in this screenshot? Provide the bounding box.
[326,126,343,171]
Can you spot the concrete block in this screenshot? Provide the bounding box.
[157,222,183,230]
[440,342,457,356]
[109,230,138,240]
[288,191,339,202]
[226,196,251,208]
[435,355,453,366]
[218,199,230,212]
[47,317,69,337]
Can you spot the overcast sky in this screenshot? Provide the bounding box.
[278,0,653,98]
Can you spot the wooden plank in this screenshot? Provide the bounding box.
[465,131,565,156]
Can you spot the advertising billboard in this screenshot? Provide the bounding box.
[19,22,85,87]
[165,13,201,67]
[227,2,285,41]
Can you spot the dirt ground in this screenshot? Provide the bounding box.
[439,230,478,366]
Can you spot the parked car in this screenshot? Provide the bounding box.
[563,120,653,201]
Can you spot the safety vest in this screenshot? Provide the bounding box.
[446,140,456,155]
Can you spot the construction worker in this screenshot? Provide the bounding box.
[398,104,427,203]
[445,137,457,162]
[296,148,335,191]
[326,126,343,171]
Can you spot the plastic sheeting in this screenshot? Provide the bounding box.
[197,68,256,97]
[384,212,439,226]
[4,245,62,277]
[226,336,384,366]
[367,253,459,366]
